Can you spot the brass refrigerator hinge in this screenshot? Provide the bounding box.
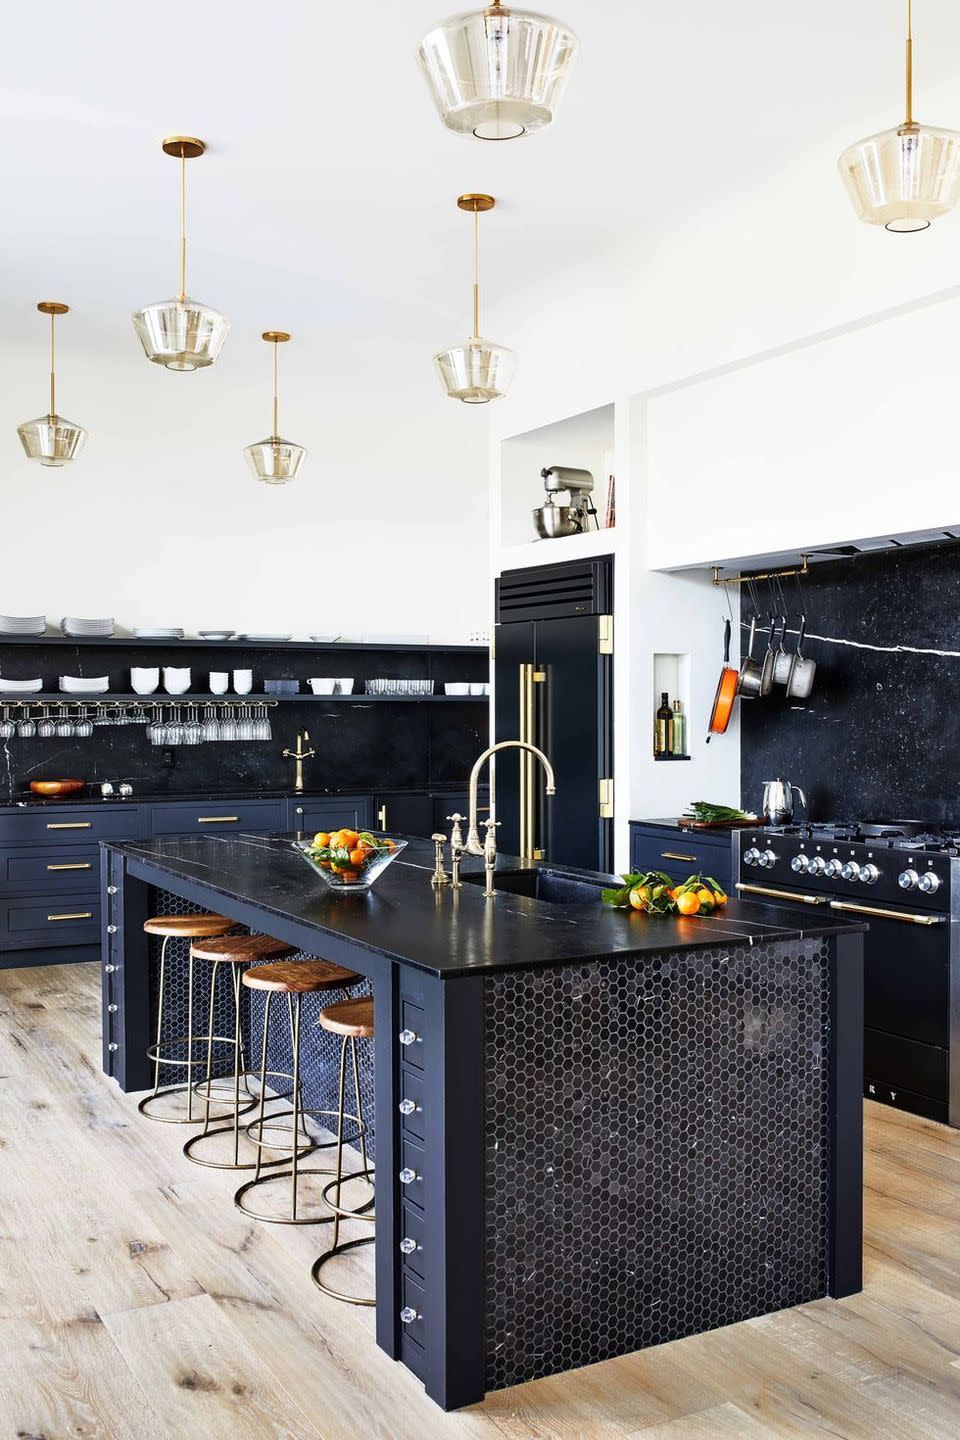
[532,670,546,683]
[532,848,545,860]
[598,615,613,655]
[599,778,614,818]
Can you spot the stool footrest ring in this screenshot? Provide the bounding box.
[311,1236,376,1306]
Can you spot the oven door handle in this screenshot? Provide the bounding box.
[735,882,829,905]
[828,899,946,926]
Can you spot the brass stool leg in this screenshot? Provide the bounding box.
[182,960,259,1168]
[311,1033,375,1306]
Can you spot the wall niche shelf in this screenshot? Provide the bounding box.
[652,651,691,763]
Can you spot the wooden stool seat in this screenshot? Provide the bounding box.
[242,960,361,994]
[191,934,298,964]
[143,913,234,939]
[318,997,374,1039]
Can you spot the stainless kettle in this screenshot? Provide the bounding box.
[762,779,807,825]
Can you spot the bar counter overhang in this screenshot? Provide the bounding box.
[100,831,865,1409]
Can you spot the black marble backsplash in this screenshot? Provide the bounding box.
[740,543,960,823]
[0,641,487,800]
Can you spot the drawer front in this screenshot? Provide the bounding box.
[289,797,371,836]
[401,1272,427,1348]
[398,1066,425,1141]
[400,1202,426,1280]
[0,806,141,847]
[149,800,285,836]
[1,847,101,894]
[398,999,427,1072]
[1,895,100,949]
[399,1137,426,1212]
[629,830,732,888]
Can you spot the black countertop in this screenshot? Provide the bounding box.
[106,832,865,980]
[0,784,482,810]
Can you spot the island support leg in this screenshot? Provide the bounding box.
[101,848,152,1091]
[828,930,864,1298]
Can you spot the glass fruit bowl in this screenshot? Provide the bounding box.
[292,828,407,891]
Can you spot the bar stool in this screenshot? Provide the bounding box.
[138,911,236,1123]
[311,997,376,1306]
[183,934,300,1169]
[234,959,366,1225]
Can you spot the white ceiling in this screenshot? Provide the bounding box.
[2,1,960,380]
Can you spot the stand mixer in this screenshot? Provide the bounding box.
[533,465,599,539]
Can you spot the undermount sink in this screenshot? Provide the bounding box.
[461,867,604,905]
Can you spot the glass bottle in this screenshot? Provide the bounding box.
[671,698,686,757]
[655,692,672,757]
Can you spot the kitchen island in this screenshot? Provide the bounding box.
[100,833,864,1410]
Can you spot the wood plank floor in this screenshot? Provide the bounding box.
[1,962,958,1440]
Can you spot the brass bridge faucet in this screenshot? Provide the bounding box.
[465,740,556,897]
[283,729,315,793]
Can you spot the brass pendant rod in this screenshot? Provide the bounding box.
[48,312,56,420]
[472,208,480,339]
[179,151,187,304]
[905,0,913,125]
[711,555,810,587]
[273,339,279,439]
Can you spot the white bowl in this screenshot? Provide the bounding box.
[309,678,336,695]
[336,678,354,695]
[444,682,470,696]
[233,669,253,695]
[209,671,229,695]
[163,667,191,695]
[131,668,160,695]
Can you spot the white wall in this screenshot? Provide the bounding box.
[0,323,490,641]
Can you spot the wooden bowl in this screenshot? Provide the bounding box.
[30,779,86,797]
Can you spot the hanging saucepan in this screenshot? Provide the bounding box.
[738,615,764,698]
[706,618,739,740]
[772,614,792,686]
[759,616,779,696]
[786,615,817,699]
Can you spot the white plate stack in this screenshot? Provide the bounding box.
[59,675,110,695]
[61,616,115,638]
[0,677,44,693]
[132,627,185,640]
[0,615,46,637]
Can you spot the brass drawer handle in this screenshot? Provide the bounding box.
[47,862,92,872]
[46,822,92,830]
[735,882,828,905]
[829,899,945,926]
[47,911,93,922]
[661,851,697,862]
[197,816,240,824]
[377,804,387,829]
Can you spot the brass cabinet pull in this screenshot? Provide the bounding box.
[829,899,945,926]
[735,882,829,905]
[377,804,388,829]
[47,911,93,922]
[46,822,92,830]
[196,816,240,823]
[661,851,697,862]
[47,862,92,872]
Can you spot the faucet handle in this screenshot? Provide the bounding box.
[447,813,466,847]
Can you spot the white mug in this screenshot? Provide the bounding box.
[163,667,191,695]
[336,678,355,695]
[233,669,253,695]
[130,667,160,696]
[209,671,229,695]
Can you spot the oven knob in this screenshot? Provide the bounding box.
[791,854,810,873]
[859,864,878,885]
[919,871,941,894]
[841,861,861,882]
[898,869,919,890]
[743,848,761,867]
[824,858,843,878]
[759,849,777,869]
[807,855,826,876]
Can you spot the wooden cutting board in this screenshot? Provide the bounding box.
[676,816,764,830]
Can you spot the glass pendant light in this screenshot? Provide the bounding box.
[132,137,230,369]
[418,0,578,141]
[839,1,960,231]
[17,302,87,467]
[435,194,517,404]
[244,332,307,484]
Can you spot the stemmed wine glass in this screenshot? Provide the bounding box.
[201,704,221,743]
[0,705,15,739]
[75,705,93,738]
[37,704,55,739]
[17,704,36,738]
[219,705,238,743]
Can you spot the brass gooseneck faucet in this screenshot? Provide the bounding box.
[283,729,315,793]
[464,740,556,897]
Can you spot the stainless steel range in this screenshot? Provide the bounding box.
[734,821,960,1127]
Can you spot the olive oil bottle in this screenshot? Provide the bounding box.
[654,692,672,756]
[671,698,686,757]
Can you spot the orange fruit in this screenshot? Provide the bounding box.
[696,888,715,911]
[629,886,648,910]
[676,891,701,916]
[349,847,370,867]
[713,889,728,907]
[338,829,359,847]
[313,831,331,848]
[338,869,360,882]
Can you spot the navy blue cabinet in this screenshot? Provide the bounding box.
[629,820,734,890]
[288,796,372,837]
[148,799,286,837]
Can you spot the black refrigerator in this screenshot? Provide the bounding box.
[494,556,613,872]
